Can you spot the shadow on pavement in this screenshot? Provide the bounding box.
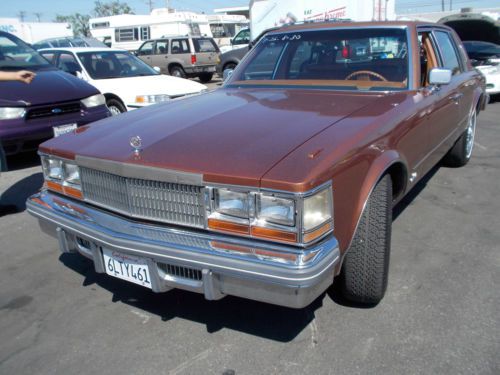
[0,172,43,213]
[59,252,322,342]
[6,151,41,171]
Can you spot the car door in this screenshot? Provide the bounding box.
[136,40,154,66]
[426,29,468,164]
[151,39,169,73]
[56,52,83,77]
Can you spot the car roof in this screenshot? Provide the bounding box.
[38,47,128,53]
[270,20,444,33]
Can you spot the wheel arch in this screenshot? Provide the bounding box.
[334,150,408,274]
[103,93,125,106]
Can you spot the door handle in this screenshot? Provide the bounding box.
[450,93,463,103]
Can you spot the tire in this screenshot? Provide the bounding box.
[442,108,477,168]
[223,62,237,73]
[198,72,213,83]
[340,174,392,305]
[106,98,126,116]
[169,65,186,78]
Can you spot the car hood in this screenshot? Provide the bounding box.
[40,87,382,186]
[91,74,207,97]
[0,69,98,106]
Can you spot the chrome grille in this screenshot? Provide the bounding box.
[80,167,205,228]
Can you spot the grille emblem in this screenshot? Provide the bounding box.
[130,136,142,154]
[51,108,62,114]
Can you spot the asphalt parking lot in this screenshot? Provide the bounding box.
[0,93,499,375]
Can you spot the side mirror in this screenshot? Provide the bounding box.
[153,66,161,73]
[428,68,452,86]
[222,68,234,81]
[230,38,234,45]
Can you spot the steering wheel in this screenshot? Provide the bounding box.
[345,70,387,82]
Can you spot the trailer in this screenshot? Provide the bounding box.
[0,18,72,44]
[89,10,212,51]
[207,14,249,51]
[249,0,396,41]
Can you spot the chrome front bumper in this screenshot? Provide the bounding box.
[27,191,340,308]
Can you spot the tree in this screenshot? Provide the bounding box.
[55,13,90,37]
[55,1,134,37]
[93,1,134,17]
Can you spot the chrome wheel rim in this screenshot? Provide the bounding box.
[109,106,122,116]
[465,110,476,159]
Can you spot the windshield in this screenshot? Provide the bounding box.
[0,33,53,70]
[77,51,158,79]
[228,28,409,91]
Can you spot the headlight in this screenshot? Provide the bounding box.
[81,94,105,108]
[42,157,63,180]
[215,189,250,219]
[63,163,81,186]
[0,107,25,120]
[207,182,333,246]
[303,187,333,231]
[257,195,295,226]
[135,94,171,104]
[41,155,82,198]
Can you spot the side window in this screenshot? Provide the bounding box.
[233,29,250,45]
[137,41,154,56]
[57,53,81,74]
[40,52,56,64]
[171,39,189,54]
[156,40,168,55]
[434,31,461,75]
[418,31,439,87]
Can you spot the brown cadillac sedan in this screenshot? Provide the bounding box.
[27,22,487,308]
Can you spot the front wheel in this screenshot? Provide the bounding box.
[340,174,392,305]
[443,108,477,168]
[106,98,126,116]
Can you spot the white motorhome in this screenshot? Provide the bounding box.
[0,18,72,43]
[250,0,396,40]
[89,10,212,51]
[207,14,249,50]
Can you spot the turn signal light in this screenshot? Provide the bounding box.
[191,54,197,65]
[46,181,83,200]
[303,222,333,243]
[208,219,250,235]
[251,226,297,243]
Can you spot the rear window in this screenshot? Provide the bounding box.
[193,38,219,53]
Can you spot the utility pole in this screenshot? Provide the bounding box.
[144,0,154,12]
[449,0,452,11]
[34,12,42,22]
[18,11,26,22]
[441,0,445,11]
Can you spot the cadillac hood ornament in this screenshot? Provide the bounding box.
[130,136,142,154]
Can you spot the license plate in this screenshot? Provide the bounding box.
[102,248,152,289]
[53,123,77,137]
[204,66,216,72]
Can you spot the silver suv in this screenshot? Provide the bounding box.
[137,36,220,83]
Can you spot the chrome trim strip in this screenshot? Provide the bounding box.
[75,155,203,186]
[27,191,340,283]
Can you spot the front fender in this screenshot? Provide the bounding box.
[332,149,408,274]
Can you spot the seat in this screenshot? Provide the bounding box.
[94,60,111,78]
[158,46,166,54]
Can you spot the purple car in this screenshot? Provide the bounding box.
[0,31,110,170]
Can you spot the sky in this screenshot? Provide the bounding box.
[0,0,498,22]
